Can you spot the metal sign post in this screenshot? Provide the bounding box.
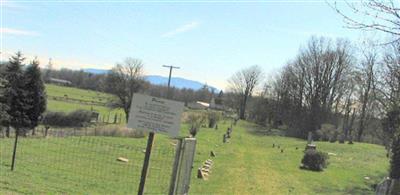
[128,93,184,195]
[137,132,155,195]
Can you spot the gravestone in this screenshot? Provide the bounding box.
[210,151,216,157]
[307,131,313,144]
[306,131,317,150]
[223,134,227,143]
[117,157,129,163]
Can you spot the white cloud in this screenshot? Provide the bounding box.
[162,21,200,38]
[1,28,39,36]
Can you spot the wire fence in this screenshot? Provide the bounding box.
[0,128,176,194]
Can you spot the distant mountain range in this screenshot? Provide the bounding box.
[83,68,218,91]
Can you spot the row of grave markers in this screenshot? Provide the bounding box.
[197,159,214,180]
[223,127,233,143]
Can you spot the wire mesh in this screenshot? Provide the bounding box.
[0,128,176,194]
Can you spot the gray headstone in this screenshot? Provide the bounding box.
[307,131,313,144]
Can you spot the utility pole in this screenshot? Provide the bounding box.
[162,65,180,98]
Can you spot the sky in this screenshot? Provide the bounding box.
[1,0,367,90]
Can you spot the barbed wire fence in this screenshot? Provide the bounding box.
[0,128,176,194]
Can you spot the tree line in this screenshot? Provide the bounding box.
[0,56,220,125]
[0,52,47,137]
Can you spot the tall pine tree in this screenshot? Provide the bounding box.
[24,58,47,134]
[0,77,10,135]
[4,52,32,135]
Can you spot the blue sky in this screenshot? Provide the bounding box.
[2,0,365,89]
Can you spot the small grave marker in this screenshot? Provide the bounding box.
[117,157,129,163]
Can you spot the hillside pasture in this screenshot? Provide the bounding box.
[45,84,126,123]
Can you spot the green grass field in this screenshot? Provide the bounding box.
[0,120,389,194]
[0,84,389,194]
[45,84,126,123]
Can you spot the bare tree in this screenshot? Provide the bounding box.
[381,42,400,107]
[104,58,145,122]
[356,50,377,141]
[265,37,354,138]
[333,0,400,43]
[228,65,263,120]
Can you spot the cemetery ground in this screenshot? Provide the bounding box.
[0,84,390,194]
[1,121,388,194]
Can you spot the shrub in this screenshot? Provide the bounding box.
[185,112,207,137]
[301,149,329,171]
[42,110,93,127]
[316,129,329,141]
[338,133,345,143]
[93,125,145,138]
[329,131,339,143]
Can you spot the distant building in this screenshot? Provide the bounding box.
[49,78,72,86]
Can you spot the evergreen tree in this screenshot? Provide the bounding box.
[0,77,10,129]
[25,58,47,132]
[4,52,32,135]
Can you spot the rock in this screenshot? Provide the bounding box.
[142,149,146,153]
[364,176,370,180]
[117,157,129,163]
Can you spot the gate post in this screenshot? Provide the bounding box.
[169,138,197,195]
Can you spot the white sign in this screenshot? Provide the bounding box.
[127,93,184,137]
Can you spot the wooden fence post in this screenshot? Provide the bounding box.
[169,138,197,195]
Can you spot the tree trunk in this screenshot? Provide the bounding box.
[6,126,10,138]
[44,126,49,137]
[240,95,248,120]
[125,112,129,123]
[348,108,356,140]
